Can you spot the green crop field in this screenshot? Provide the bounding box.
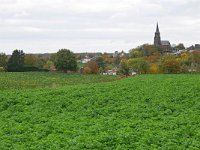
[0,72,118,90]
[0,73,200,149]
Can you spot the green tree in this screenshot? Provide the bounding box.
[129,48,143,58]
[35,56,47,69]
[142,45,160,56]
[160,56,181,74]
[7,50,25,72]
[50,53,57,62]
[113,55,120,67]
[130,45,160,58]
[54,49,77,72]
[24,54,38,67]
[189,51,200,72]
[102,53,113,64]
[176,43,185,50]
[95,56,105,70]
[43,60,55,70]
[0,53,8,70]
[120,59,129,75]
[128,58,149,74]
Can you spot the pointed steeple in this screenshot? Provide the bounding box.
[154,22,161,46]
[156,22,160,33]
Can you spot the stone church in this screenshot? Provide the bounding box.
[154,23,172,53]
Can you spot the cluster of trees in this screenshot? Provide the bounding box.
[1,45,199,74]
[0,53,7,72]
[0,50,51,72]
[54,49,77,72]
[82,52,128,74]
[119,44,200,75]
[81,44,200,75]
[0,49,78,72]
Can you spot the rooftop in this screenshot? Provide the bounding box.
[161,40,170,46]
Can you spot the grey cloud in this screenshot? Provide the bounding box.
[0,0,200,54]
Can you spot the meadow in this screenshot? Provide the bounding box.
[0,73,200,149]
[0,72,118,90]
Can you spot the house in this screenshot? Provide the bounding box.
[113,50,128,58]
[195,44,200,50]
[102,69,118,75]
[81,55,91,64]
[131,71,137,76]
[107,69,117,75]
[187,44,200,51]
[113,51,119,58]
[187,45,195,51]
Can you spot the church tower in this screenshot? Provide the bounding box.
[154,23,161,46]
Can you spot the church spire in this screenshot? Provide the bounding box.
[154,22,161,46]
[156,22,160,33]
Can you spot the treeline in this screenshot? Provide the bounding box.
[0,45,200,74]
[81,45,200,75]
[0,49,121,73]
[119,45,200,75]
[0,50,50,72]
[0,49,77,72]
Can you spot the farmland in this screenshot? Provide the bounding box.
[0,72,118,90]
[0,73,200,149]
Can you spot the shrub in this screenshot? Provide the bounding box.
[83,67,92,74]
[0,53,7,69]
[0,67,5,72]
[160,56,181,74]
[128,58,149,74]
[85,61,99,74]
[120,59,129,75]
[149,63,159,74]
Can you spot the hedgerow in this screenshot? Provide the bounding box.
[0,72,118,90]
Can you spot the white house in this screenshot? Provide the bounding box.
[107,69,117,75]
[81,55,91,64]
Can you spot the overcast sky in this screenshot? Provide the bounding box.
[0,0,200,54]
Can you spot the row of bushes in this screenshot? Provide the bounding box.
[80,51,200,75]
[7,66,49,72]
[120,53,200,75]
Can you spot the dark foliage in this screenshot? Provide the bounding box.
[54,49,77,72]
[7,50,25,72]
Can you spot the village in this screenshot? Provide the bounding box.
[1,23,200,74]
[76,23,200,75]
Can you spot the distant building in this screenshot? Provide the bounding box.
[81,55,91,64]
[154,23,172,53]
[113,50,127,58]
[106,69,118,75]
[187,44,200,51]
[187,45,195,51]
[119,50,126,57]
[113,51,119,58]
[195,44,200,50]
